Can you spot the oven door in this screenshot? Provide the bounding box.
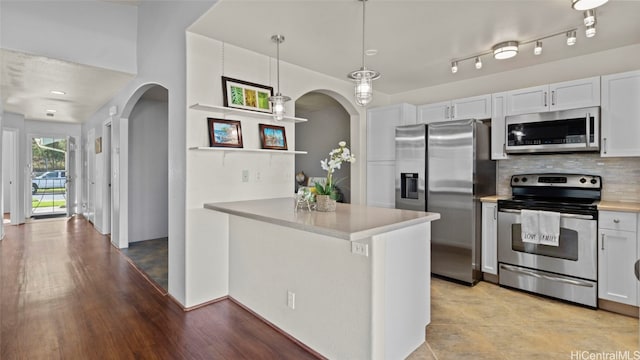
[498,208,597,281]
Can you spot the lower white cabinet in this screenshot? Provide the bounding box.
[481,202,498,275]
[366,161,395,208]
[598,211,638,306]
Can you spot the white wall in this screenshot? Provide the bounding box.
[184,33,367,307]
[0,0,137,74]
[2,131,11,211]
[128,98,169,242]
[81,0,217,306]
[295,101,352,203]
[390,44,640,105]
[2,112,27,224]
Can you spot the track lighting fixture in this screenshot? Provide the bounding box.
[571,0,608,11]
[534,41,543,56]
[566,30,577,46]
[474,57,482,70]
[451,61,458,74]
[583,9,596,26]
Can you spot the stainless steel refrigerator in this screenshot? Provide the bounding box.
[395,120,496,285]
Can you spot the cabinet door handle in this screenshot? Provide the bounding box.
[451,105,456,119]
[544,91,548,107]
[585,113,590,149]
[445,106,449,119]
[601,233,605,250]
[551,90,556,106]
[493,206,497,220]
[603,138,607,154]
[613,219,620,224]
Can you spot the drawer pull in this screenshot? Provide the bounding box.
[613,219,620,224]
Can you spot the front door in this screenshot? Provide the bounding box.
[66,136,77,217]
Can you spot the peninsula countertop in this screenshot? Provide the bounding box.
[204,197,440,241]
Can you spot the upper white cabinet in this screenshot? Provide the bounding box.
[481,202,498,275]
[598,210,638,306]
[506,77,600,116]
[491,92,508,160]
[418,94,492,124]
[601,70,640,157]
[367,103,417,161]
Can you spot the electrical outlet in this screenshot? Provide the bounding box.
[242,170,249,182]
[351,242,369,257]
[287,290,295,309]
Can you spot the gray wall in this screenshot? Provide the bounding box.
[128,97,168,242]
[295,95,352,203]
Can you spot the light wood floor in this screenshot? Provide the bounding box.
[0,216,318,359]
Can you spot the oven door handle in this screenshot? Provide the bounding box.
[499,208,595,220]
[500,264,595,288]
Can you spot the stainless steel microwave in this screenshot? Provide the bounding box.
[505,106,600,154]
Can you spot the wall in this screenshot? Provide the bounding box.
[2,112,27,224]
[184,33,366,307]
[80,0,217,306]
[128,98,169,242]
[2,131,11,211]
[295,99,352,203]
[497,154,640,202]
[390,44,640,106]
[0,0,137,74]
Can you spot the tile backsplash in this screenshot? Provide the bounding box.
[497,154,640,202]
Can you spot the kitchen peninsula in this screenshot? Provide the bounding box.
[204,197,440,360]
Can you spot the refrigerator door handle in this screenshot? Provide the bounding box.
[635,259,640,281]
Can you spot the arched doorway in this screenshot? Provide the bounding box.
[294,90,361,204]
[116,83,169,291]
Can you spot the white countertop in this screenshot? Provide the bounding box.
[204,197,440,241]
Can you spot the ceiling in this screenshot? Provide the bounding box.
[190,0,640,94]
[2,0,640,124]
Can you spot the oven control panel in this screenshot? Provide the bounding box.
[510,173,601,189]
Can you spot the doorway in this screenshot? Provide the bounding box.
[295,92,353,203]
[30,136,68,218]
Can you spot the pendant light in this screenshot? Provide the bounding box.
[347,0,380,107]
[269,34,290,121]
[571,0,608,11]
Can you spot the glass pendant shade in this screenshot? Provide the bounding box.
[572,0,608,11]
[270,93,291,121]
[348,0,380,107]
[269,34,290,121]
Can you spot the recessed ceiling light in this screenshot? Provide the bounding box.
[365,49,378,56]
[50,90,66,95]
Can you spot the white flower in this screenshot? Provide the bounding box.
[320,159,330,171]
[338,141,346,147]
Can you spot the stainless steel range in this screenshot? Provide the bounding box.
[498,173,601,307]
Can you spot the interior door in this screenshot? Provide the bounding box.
[65,137,76,217]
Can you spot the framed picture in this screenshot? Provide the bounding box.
[207,118,243,148]
[222,76,273,114]
[259,124,288,150]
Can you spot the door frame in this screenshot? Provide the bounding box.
[102,118,113,236]
[3,128,19,225]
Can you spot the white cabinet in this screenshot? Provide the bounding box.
[481,202,498,275]
[418,94,492,124]
[367,104,416,161]
[366,161,395,208]
[601,70,640,157]
[506,77,600,116]
[491,92,508,160]
[598,211,638,306]
[366,104,416,208]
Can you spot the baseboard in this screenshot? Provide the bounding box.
[598,299,639,318]
[482,273,499,284]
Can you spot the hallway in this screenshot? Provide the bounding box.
[0,217,318,359]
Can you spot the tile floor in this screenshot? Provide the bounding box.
[409,277,639,360]
[120,237,168,291]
